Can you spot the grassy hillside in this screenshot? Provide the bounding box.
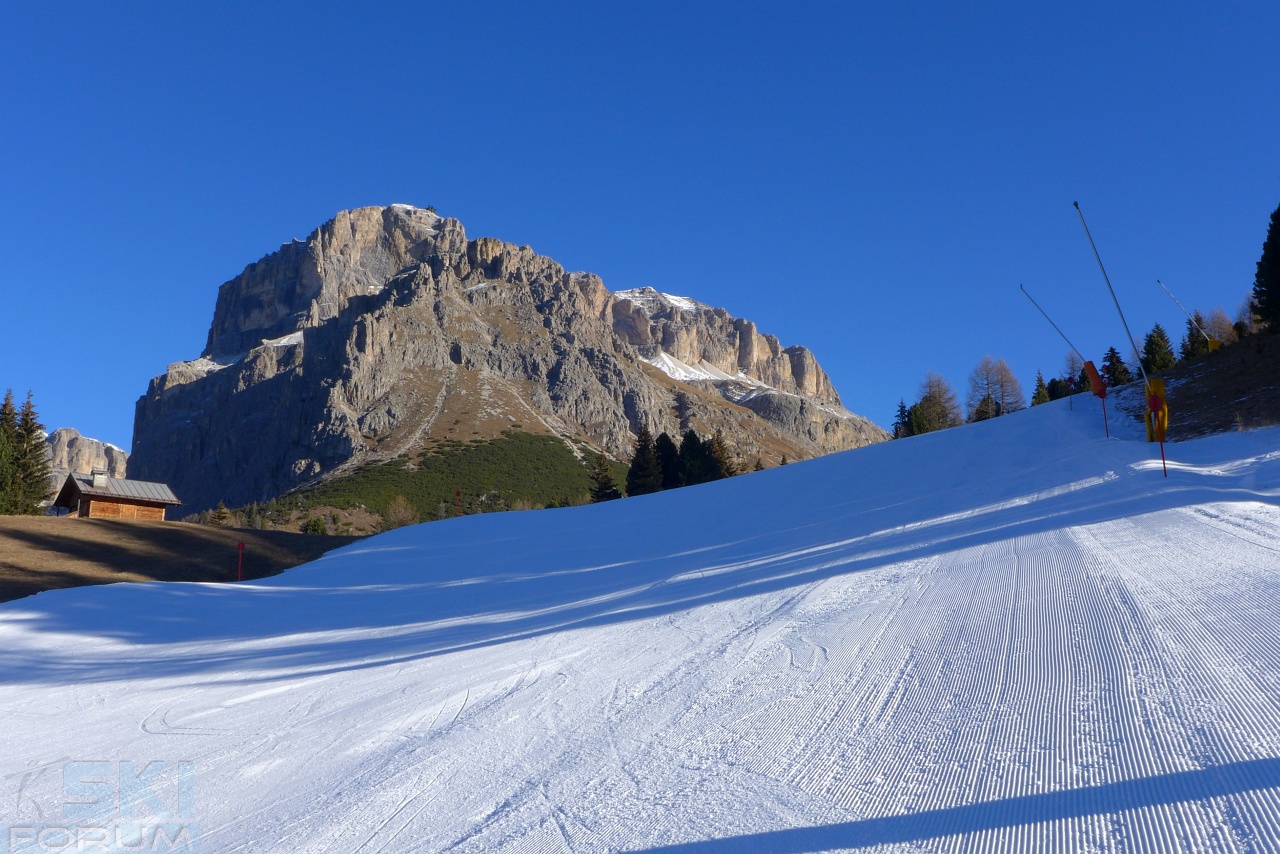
[291,431,629,528]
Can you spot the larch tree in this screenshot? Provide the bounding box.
[967,356,1025,422]
[1205,308,1238,346]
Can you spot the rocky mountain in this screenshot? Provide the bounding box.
[129,205,888,512]
[46,428,129,479]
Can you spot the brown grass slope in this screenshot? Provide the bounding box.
[0,517,359,604]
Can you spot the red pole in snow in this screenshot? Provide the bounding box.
[455,489,461,518]
[237,541,245,582]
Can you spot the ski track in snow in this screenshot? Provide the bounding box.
[3,399,1280,852]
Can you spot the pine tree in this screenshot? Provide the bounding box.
[588,453,622,502]
[707,430,738,479]
[1179,311,1211,361]
[1031,371,1050,406]
[892,399,912,438]
[0,392,14,515]
[907,372,962,435]
[655,432,682,490]
[752,457,764,472]
[678,430,718,486]
[1101,346,1133,387]
[625,425,662,496]
[1141,323,1176,374]
[10,392,52,514]
[1253,201,1280,332]
[209,501,231,526]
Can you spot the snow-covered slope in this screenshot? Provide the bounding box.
[4,397,1280,852]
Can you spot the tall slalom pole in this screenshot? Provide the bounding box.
[1074,202,1166,475]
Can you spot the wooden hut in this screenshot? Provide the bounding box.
[51,472,182,521]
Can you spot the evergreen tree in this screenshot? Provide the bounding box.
[907,372,962,435]
[624,425,662,496]
[1252,200,1280,331]
[1179,311,1211,361]
[654,432,682,490]
[707,431,738,479]
[11,392,52,514]
[892,399,912,438]
[1101,346,1133,387]
[1045,377,1070,401]
[678,430,719,486]
[1031,371,1050,406]
[1141,323,1177,374]
[588,453,622,502]
[209,501,231,526]
[752,457,764,472]
[0,391,53,517]
[0,391,15,514]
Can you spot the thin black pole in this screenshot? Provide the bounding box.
[1020,284,1086,363]
[1157,279,1212,345]
[1073,202,1150,391]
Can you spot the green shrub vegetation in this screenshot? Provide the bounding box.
[295,431,626,523]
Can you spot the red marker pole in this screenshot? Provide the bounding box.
[237,541,245,582]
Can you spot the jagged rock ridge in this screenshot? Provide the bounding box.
[46,428,129,479]
[130,205,888,512]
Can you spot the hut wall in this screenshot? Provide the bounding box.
[84,498,167,521]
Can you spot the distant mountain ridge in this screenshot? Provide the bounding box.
[45,427,128,480]
[129,204,888,512]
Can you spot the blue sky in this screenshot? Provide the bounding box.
[2,3,1277,450]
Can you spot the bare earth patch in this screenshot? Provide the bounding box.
[0,516,361,603]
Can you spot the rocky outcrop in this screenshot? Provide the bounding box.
[130,205,889,512]
[45,428,129,479]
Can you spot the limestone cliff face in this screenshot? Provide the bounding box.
[45,428,129,479]
[130,205,888,512]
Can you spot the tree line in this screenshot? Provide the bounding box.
[590,426,750,503]
[894,195,1280,439]
[0,390,53,515]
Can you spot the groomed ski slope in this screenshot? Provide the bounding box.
[4,395,1280,853]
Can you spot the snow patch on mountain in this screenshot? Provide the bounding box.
[615,286,706,314]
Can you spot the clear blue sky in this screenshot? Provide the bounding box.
[3,3,1278,450]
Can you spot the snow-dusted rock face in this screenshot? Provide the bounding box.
[611,287,840,404]
[45,427,128,478]
[130,205,888,512]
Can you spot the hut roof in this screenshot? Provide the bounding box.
[57,473,182,506]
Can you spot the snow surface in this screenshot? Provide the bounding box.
[5,398,1280,852]
[263,331,303,348]
[640,352,766,387]
[615,287,706,315]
